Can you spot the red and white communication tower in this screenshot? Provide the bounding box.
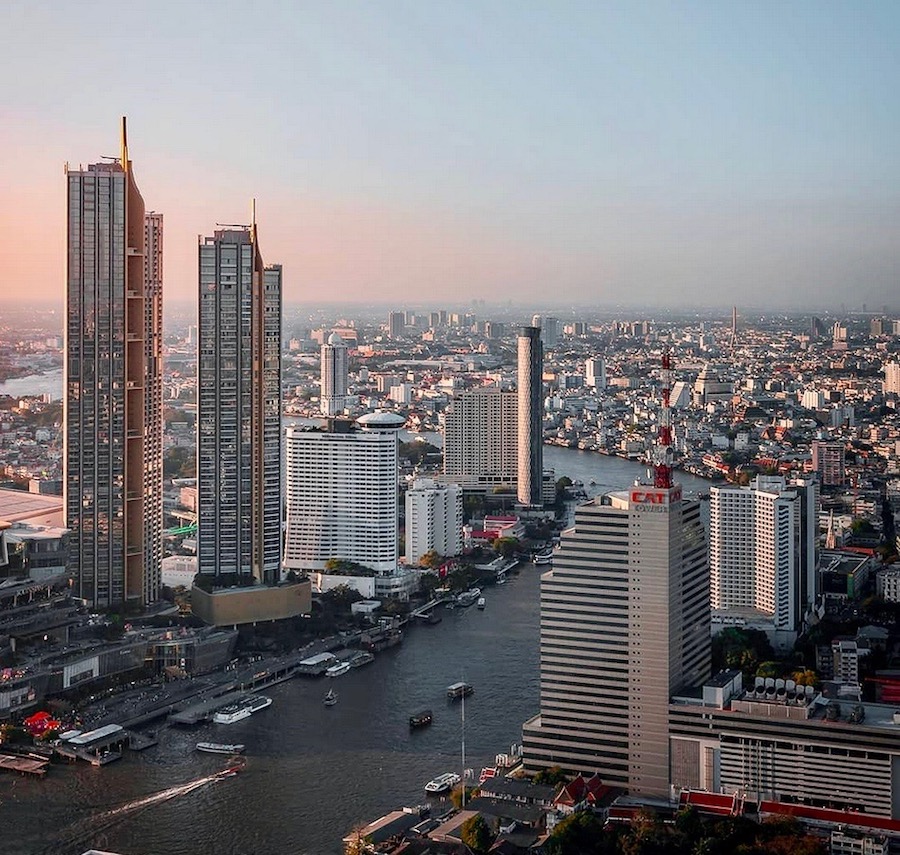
[654,352,674,489]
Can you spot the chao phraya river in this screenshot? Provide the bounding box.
[5,449,710,855]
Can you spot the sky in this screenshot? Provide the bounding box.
[2,0,899,311]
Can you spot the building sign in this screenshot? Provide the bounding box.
[630,486,681,509]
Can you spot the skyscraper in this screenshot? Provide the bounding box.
[442,388,518,489]
[584,357,606,389]
[197,219,282,587]
[283,412,404,575]
[388,311,405,339]
[320,332,349,415]
[517,325,543,505]
[64,119,162,607]
[522,483,710,795]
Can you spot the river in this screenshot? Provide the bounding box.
[5,423,710,853]
[5,569,541,855]
[0,368,63,400]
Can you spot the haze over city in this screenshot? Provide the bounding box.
[3,0,899,310]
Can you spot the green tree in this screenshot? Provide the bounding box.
[460,814,494,854]
[493,536,520,558]
[533,765,568,786]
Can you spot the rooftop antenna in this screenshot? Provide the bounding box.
[654,351,673,489]
[120,116,129,172]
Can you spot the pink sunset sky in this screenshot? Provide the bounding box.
[2,1,899,310]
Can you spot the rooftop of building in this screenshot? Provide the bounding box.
[0,488,64,525]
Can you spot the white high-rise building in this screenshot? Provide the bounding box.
[584,357,606,389]
[523,483,709,796]
[709,475,818,632]
[320,332,348,416]
[442,388,517,489]
[405,479,463,564]
[284,412,404,575]
[884,361,900,396]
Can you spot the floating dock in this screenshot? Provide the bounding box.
[0,754,48,777]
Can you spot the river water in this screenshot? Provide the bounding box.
[4,440,710,855]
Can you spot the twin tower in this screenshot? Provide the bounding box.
[65,122,283,608]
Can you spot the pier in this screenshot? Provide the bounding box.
[0,753,48,777]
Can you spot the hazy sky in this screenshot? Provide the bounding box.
[2,1,898,310]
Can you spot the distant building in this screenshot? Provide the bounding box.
[876,565,900,603]
[884,361,900,396]
[284,412,404,575]
[517,325,544,506]
[388,311,405,339]
[320,332,348,416]
[442,388,518,490]
[64,120,162,607]
[523,483,710,796]
[812,440,846,487]
[584,357,606,389]
[405,479,463,564]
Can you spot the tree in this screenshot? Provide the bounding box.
[755,661,779,680]
[533,765,568,786]
[460,814,493,854]
[419,550,443,569]
[493,536,519,558]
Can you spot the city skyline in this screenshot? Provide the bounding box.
[4,2,900,310]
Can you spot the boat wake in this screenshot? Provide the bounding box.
[44,764,242,854]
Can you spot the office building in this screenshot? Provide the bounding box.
[517,325,544,505]
[196,220,282,587]
[670,675,900,820]
[812,440,846,487]
[388,311,405,339]
[709,476,818,634]
[320,332,349,416]
[584,357,606,389]
[405,479,463,564]
[523,483,710,796]
[284,412,404,575]
[442,388,518,489]
[64,120,162,607]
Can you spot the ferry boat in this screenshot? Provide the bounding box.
[477,597,486,610]
[456,588,481,608]
[212,695,273,725]
[349,651,375,668]
[324,689,338,707]
[533,550,553,565]
[424,772,461,794]
[196,742,245,755]
[325,661,351,678]
[447,682,474,700]
[409,709,433,728]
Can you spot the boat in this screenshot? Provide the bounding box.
[456,588,481,608]
[424,772,461,794]
[409,709,433,728]
[326,661,351,677]
[212,695,273,725]
[324,689,338,707]
[349,651,375,668]
[447,682,474,700]
[196,742,245,755]
[533,550,553,565]
[476,597,486,610]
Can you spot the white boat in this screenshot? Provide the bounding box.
[326,661,351,677]
[533,550,553,565]
[424,772,461,794]
[477,597,486,610]
[196,742,245,755]
[456,588,481,608]
[447,682,474,699]
[213,695,273,725]
[324,689,338,707]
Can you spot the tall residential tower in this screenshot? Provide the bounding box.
[197,219,282,587]
[64,119,162,607]
[320,332,349,416]
[517,325,543,505]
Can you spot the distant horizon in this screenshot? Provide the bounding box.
[4,3,899,310]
